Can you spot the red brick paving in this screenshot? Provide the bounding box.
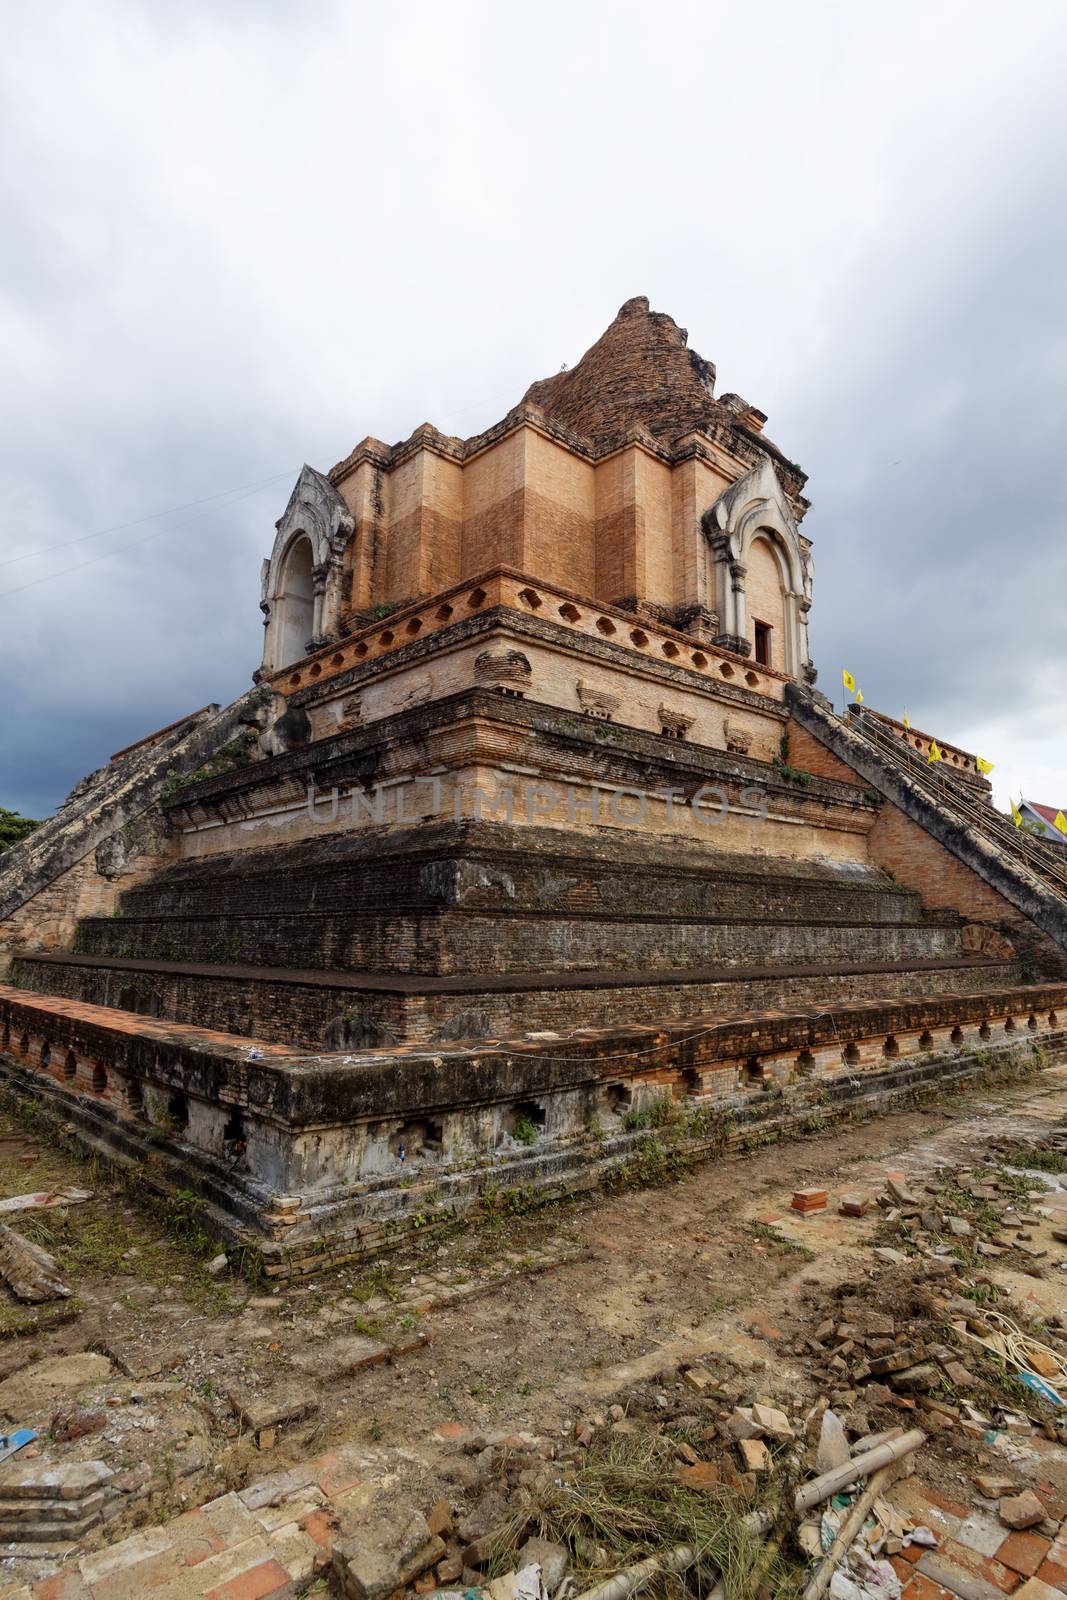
[921,1539,1021,1593]
[903,1576,957,1599]
[203,1558,293,1600]
[1000,1533,1055,1578]
[1037,1557,1067,1592]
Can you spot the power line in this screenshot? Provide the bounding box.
[0,380,521,602]
[0,468,297,569]
[0,480,281,600]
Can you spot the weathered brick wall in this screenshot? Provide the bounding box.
[172,685,872,870]
[789,714,1035,927]
[593,452,635,601]
[412,959,1019,1044]
[69,906,967,977]
[458,433,524,574]
[382,449,466,600]
[866,803,1027,923]
[786,721,864,786]
[790,714,1046,961]
[11,951,1019,1053]
[523,432,597,597]
[64,826,941,976]
[101,833,922,915]
[2,855,130,972]
[865,804,1062,980]
[633,449,674,609]
[300,623,792,778]
[0,690,270,974]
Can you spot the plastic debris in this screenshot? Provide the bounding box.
[0,1187,92,1214]
[1018,1372,1066,1406]
[0,1429,37,1466]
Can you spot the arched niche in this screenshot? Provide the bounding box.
[260,464,355,673]
[701,458,813,679]
[745,532,789,670]
[273,536,315,669]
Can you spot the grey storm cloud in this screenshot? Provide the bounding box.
[1,0,1065,819]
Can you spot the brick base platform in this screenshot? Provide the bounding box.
[2,980,1065,1276]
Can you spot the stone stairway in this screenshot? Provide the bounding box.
[0,690,271,974]
[847,703,1067,902]
[9,827,1019,1049]
[786,685,1067,959]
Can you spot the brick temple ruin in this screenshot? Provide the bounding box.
[3,295,1067,1275]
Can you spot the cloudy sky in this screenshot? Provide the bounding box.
[2,0,1064,821]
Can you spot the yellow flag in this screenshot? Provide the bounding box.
[842,668,856,693]
[1011,799,1023,828]
[976,756,994,775]
[856,687,864,704]
[902,711,911,730]
[927,740,943,764]
[1056,811,1067,837]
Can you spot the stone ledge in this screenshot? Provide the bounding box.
[1,979,1065,1275]
[11,951,1010,997]
[161,686,858,823]
[3,979,1066,1124]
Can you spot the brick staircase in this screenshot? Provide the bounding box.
[846,704,1067,902]
[786,685,1067,960]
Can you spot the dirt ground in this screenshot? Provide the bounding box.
[3,1061,1067,1591]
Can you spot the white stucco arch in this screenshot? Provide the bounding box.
[271,534,315,670]
[700,458,813,679]
[260,464,355,673]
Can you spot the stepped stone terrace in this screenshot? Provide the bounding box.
[2,296,1066,1269]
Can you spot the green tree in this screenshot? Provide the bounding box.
[0,808,41,854]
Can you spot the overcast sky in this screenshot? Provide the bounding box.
[2,0,1064,821]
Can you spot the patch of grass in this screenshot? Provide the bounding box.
[938,1184,1004,1233]
[351,1314,382,1339]
[479,1179,544,1217]
[799,1114,829,1136]
[528,1432,803,1598]
[751,1221,815,1262]
[349,1263,402,1304]
[0,1300,81,1340]
[622,1093,676,1132]
[0,1106,239,1315]
[959,1279,1002,1306]
[607,1134,690,1190]
[992,1167,1046,1201]
[1009,1148,1067,1175]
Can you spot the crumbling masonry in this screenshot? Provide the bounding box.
[3,297,1066,1274]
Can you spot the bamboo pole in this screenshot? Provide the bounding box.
[801,1464,893,1600]
[573,1512,775,1600]
[793,1428,925,1515]
[571,1546,696,1600]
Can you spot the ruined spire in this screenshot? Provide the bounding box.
[521,295,719,449]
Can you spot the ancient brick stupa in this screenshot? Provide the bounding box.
[2,298,1066,1273]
